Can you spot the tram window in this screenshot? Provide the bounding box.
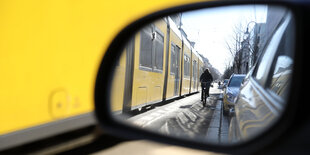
[140,26,153,69]
[187,56,190,77]
[170,44,176,75]
[193,60,197,79]
[139,25,164,72]
[175,46,180,69]
[187,57,190,77]
[183,57,186,76]
[154,31,164,71]
[184,55,190,77]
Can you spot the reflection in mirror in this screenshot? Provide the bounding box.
[109,5,294,145]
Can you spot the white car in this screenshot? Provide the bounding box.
[223,74,245,115]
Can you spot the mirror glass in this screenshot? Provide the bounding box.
[108,5,294,145]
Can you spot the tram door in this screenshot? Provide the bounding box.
[174,46,180,96]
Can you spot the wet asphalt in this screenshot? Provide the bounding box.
[128,86,229,144]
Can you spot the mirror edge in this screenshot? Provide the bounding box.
[94,1,303,154]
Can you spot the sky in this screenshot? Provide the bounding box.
[181,5,267,74]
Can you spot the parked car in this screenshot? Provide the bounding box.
[229,7,295,143]
[223,74,246,115]
[219,79,229,89]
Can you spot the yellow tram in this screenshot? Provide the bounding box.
[111,16,206,114]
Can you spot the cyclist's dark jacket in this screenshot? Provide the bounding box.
[200,71,213,87]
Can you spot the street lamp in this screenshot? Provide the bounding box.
[244,28,250,40]
[243,21,257,40]
[242,21,257,73]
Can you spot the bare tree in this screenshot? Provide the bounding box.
[225,22,246,74]
[224,20,261,75]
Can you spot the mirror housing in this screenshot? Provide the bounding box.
[95,1,306,154]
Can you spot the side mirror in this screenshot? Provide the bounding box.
[229,107,235,117]
[95,1,305,154]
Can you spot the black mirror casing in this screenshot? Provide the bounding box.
[95,1,308,154]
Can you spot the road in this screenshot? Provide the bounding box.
[127,84,230,144]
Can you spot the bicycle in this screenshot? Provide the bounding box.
[201,81,211,107]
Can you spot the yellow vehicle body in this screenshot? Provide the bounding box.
[131,19,167,110]
[110,15,206,113]
[166,21,183,99]
[191,52,198,93]
[181,41,192,96]
[111,51,126,112]
[198,57,204,91]
[0,0,202,150]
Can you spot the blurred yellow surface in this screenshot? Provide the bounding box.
[0,0,203,135]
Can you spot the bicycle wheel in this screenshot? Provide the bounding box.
[202,89,206,107]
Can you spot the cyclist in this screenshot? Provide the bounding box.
[200,69,213,102]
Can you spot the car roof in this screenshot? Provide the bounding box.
[231,74,246,78]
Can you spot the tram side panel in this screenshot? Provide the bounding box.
[130,19,167,110]
[111,28,205,113]
[110,19,204,112]
[181,43,191,96]
[166,30,182,100]
[111,49,127,113]
[190,53,198,93]
[195,54,201,92]
[197,59,204,92]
